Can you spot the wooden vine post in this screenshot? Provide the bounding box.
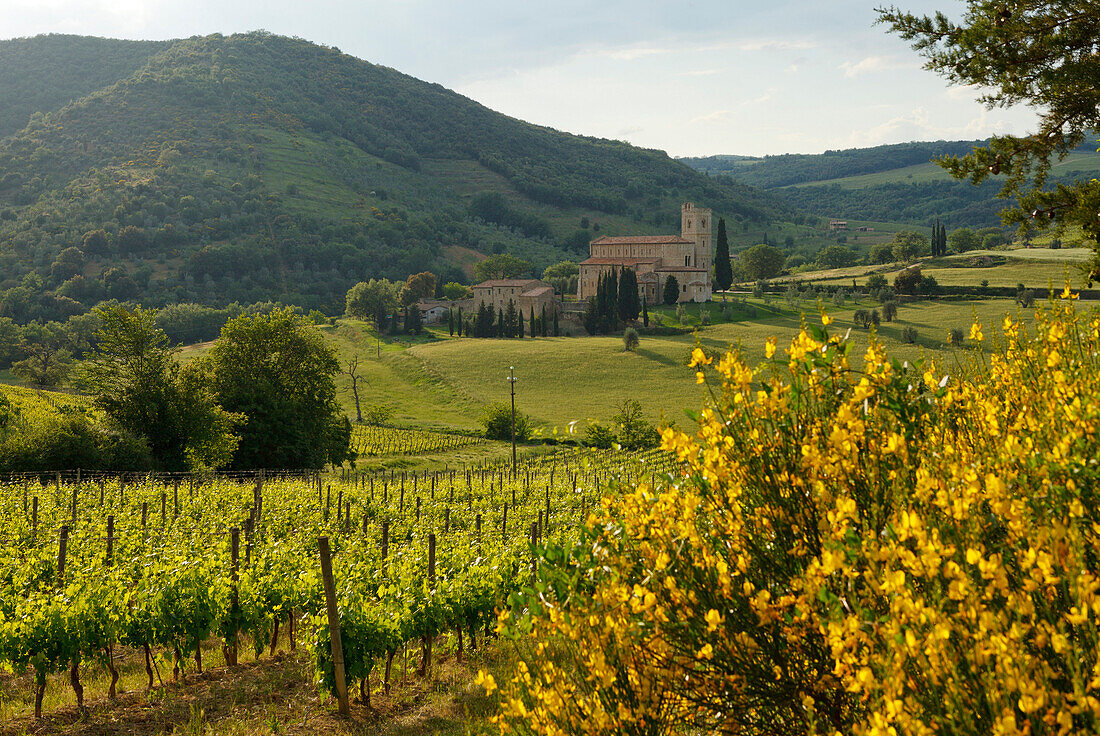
[318,536,350,716]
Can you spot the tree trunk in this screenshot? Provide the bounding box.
[70,658,84,711]
[144,643,155,691]
[106,643,119,698]
[34,671,46,719]
[270,617,280,656]
[384,650,395,695]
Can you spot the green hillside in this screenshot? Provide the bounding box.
[681,138,1100,229]
[0,32,788,324]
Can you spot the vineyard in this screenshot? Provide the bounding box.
[0,447,676,724]
[350,425,484,457]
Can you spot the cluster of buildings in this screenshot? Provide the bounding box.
[418,202,715,324]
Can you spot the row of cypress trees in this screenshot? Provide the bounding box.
[461,299,559,338]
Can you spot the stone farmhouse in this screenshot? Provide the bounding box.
[472,279,560,317]
[577,203,713,304]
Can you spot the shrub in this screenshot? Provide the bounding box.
[853,309,872,328]
[866,273,888,291]
[583,422,616,449]
[480,402,531,442]
[949,327,965,346]
[493,301,1100,736]
[832,289,846,307]
[615,399,659,450]
[870,308,880,326]
[881,300,898,322]
[700,310,711,326]
[363,404,395,426]
[622,327,640,352]
[894,267,922,295]
[676,304,687,325]
[902,325,918,343]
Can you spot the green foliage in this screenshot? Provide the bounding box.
[663,275,679,306]
[623,327,640,352]
[816,244,858,268]
[480,402,531,442]
[0,32,785,325]
[614,399,659,450]
[949,327,965,347]
[399,272,436,307]
[714,218,733,292]
[78,305,240,471]
[584,422,616,449]
[890,230,929,262]
[882,300,899,322]
[902,325,919,343]
[949,227,981,252]
[866,273,889,291]
[879,2,1100,258]
[739,244,786,281]
[207,308,351,469]
[894,267,923,295]
[442,282,472,300]
[345,279,400,329]
[473,253,533,283]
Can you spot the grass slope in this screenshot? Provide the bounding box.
[317,296,1039,437]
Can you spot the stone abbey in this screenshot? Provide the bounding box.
[577,202,713,304]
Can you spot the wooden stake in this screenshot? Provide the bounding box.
[318,536,350,716]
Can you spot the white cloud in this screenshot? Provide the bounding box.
[690,109,732,124]
[839,55,919,78]
[598,45,676,61]
[678,69,721,77]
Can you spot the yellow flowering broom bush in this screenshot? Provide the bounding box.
[488,293,1100,736]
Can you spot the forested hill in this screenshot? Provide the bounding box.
[682,141,985,189]
[0,32,787,323]
[681,139,1100,229]
[0,35,171,138]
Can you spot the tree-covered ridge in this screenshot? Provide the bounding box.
[0,34,170,139]
[0,32,787,325]
[684,140,987,188]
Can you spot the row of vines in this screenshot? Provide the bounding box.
[0,446,676,719]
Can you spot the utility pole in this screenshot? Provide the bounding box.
[507,365,517,478]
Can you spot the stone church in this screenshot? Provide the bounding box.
[577,203,712,304]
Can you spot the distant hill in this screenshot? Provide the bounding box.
[681,139,1100,229]
[0,32,788,323]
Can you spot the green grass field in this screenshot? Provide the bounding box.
[318,296,1041,436]
[773,245,1091,290]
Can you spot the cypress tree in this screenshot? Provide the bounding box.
[448,308,454,336]
[663,275,679,306]
[642,294,649,328]
[607,268,620,331]
[714,217,733,292]
[497,307,505,338]
[553,308,559,337]
[540,305,548,337]
[530,306,536,337]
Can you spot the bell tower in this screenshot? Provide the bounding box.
[680,202,712,277]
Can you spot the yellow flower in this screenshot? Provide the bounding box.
[696,643,714,660]
[705,609,723,632]
[821,313,834,326]
[475,670,497,695]
[969,322,984,342]
[765,336,777,359]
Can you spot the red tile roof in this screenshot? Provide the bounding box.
[521,286,554,297]
[579,257,661,266]
[591,235,693,245]
[474,279,542,288]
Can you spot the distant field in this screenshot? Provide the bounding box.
[778,246,1090,290]
[321,296,1045,435]
[784,150,1100,190]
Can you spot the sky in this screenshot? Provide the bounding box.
[0,0,1040,157]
